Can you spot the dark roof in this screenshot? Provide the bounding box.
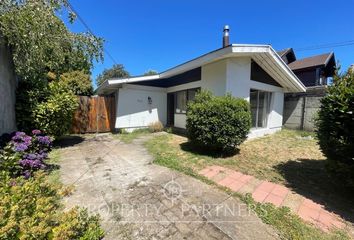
[288,52,334,71]
[277,48,292,57]
[277,48,296,64]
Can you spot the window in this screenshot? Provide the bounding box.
[174,88,199,114]
[176,91,187,113]
[250,89,272,128]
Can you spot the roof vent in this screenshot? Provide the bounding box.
[223,25,230,48]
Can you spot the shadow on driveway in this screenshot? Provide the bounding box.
[54,135,85,148]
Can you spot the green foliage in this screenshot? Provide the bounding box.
[0,172,104,240]
[60,70,94,96]
[186,90,251,152]
[0,0,103,135]
[52,207,104,240]
[0,172,60,239]
[96,64,130,86]
[143,70,158,76]
[15,79,50,132]
[316,67,354,187]
[0,146,22,176]
[0,0,103,80]
[33,81,78,137]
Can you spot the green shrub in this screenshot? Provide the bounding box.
[186,90,251,152]
[15,80,50,133]
[53,207,104,240]
[33,81,78,137]
[60,71,94,96]
[0,172,104,240]
[316,67,354,187]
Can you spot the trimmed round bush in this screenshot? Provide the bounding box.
[316,67,354,187]
[186,90,251,152]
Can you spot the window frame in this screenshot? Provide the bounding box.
[173,88,200,114]
[250,89,272,129]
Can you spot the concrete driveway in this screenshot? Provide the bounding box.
[58,134,278,240]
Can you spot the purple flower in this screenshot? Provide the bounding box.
[23,170,31,179]
[19,159,44,169]
[10,131,32,152]
[32,130,42,135]
[23,153,47,161]
[36,136,52,146]
[24,136,32,143]
[14,143,29,152]
[11,132,27,142]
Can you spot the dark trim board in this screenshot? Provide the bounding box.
[133,67,201,88]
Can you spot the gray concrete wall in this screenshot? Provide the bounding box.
[283,86,326,131]
[0,36,17,135]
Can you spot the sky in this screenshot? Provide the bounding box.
[63,0,354,88]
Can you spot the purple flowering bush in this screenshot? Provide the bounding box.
[0,130,52,178]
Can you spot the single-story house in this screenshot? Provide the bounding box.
[96,26,306,138]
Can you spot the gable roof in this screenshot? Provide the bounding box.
[97,44,306,94]
[288,52,334,71]
[277,48,292,57]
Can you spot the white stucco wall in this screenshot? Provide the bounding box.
[200,57,285,138]
[115,84,167,130]
[201,59,227,96]
[225,57,252,100]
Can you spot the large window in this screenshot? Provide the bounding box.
[250,89,272,128]
[174,88,199,114]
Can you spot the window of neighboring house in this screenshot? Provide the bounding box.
[174,88,199,114]
[250,89,272,128]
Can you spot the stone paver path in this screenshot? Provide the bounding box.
[199,165,346,232]
[58,134,278,240]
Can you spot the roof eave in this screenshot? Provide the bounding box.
[96,44,306,94]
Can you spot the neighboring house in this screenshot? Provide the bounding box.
[279,49,336,131]
[0,34,17,135]
[278,48,336,87]
[97,26,306,138]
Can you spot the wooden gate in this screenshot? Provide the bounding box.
[71,95,116,133]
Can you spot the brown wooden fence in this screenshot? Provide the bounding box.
[71,95,116,133]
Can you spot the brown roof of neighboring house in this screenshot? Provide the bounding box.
[288,52,334,70]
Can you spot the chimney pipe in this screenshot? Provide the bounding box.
[223,25,230,48]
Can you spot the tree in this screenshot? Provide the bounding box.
[143,70,158,76]
[0,0,103,134]
[60,70,93,96]
[96,64,130,86]
[0,0,103,81]
[316,66,354,187]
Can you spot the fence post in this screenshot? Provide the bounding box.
[300,96,306,130]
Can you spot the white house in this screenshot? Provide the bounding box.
[96,26,306,138]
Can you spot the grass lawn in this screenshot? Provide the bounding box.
[112,129,151,143]
[145,129,353,240]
